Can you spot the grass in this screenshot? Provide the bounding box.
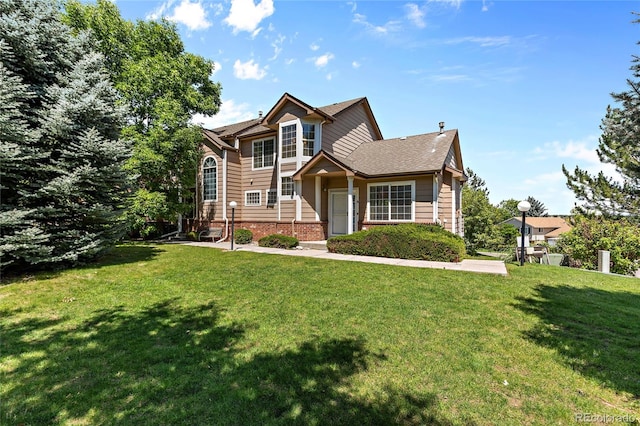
[1,243,639,425]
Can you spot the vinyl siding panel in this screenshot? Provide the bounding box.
[445,146,457,169]
[280,162,298,174]
[273,103,307,123]
[199,145,224,221]
[301,176,318,221]
[238,140,278,221]
[280,200,296,220]
[227,150,242,218]
[322,104,378,157]
[306,158,346,175]
[438,172,453,231]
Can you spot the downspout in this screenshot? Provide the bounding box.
[218,149,230,242]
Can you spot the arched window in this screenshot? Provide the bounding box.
[203,156,217,201]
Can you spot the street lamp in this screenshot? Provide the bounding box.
[229,201,237,251]
[517,200,531,266]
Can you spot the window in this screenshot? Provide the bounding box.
[281,124,296,158]
[368,182,414,221]
[253,139,275,169]
[203,156,217,201]
[302,123,315,157]
[245,191,261,206]
[281,176,294,196]
[267,189,277,206]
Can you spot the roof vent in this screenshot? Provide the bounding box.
[400,136,407,140]
[439,121,445,134]
[258,110,263,119]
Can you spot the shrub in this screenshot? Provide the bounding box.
[258,234,299,249]
[234,229,253,244]
[557,214,640,275]
[186,231,198,241]
[327,223,465,262]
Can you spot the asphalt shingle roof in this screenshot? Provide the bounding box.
[344,130,459,176]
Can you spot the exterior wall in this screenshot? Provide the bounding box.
[199,145,224,222]
[227,150,242,218]
[300,176,318,221]
[322,104,378,157]
[438,172,453,232]
[239,137,278,221]
[186,219,327,241]
[272,102,307,123]
[445,145,457,169]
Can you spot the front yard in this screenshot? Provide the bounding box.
[1,244,638,425]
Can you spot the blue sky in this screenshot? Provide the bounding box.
[115,0,639,214]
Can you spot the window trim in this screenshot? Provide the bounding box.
[366,180,415,222]
[302,122,316,158]
[280,120,298,162]
[244,190,261,207]
[280,175,294,199]
[266,188,277,206]
[252,138,275,170]
[202,156,218,202]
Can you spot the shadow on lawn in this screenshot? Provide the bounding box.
[1,299,452,425]
[90,243,164,268]
[514,284,640,398]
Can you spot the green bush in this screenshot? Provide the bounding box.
[186,231,198,241]
[234,229,253,244]
[557,215,640,275]
[258,234,299,249]
[327,223,465,262]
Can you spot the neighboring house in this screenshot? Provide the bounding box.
[503,216,572,245]
[190,92,466,241]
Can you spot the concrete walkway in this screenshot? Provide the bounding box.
[181,241,508,276]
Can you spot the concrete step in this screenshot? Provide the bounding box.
[299,241,328,251]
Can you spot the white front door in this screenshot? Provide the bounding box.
[329,190,359,236]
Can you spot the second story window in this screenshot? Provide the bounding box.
[203,156,217,201]
[303,123,315,156]
[281,124,296,159]
[253,138,275,169]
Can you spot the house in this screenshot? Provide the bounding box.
[189,93,466,241]
[503,216,572,246]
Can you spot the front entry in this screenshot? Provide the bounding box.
[329,189,359,236]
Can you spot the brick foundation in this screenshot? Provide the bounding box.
[185,219,328,241]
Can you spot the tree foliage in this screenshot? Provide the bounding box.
[63,0,222,234]
[0,0,131,272]
[525,196,548,217]
[563,15,640,215]
[557,215,640,275]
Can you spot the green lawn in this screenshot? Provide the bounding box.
[1,244,639,425]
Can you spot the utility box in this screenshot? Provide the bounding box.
[598,250,610,274]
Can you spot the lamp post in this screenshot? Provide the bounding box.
[517,200,531,266]
[229,201,237,251]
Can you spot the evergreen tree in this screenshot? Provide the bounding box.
[563,15,640,215]
[64,0,222,235]
[0,0,131,273]
[525,196,548,217]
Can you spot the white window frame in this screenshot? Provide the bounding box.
[366,180,415,222]
[280,175,294,198]
[279,120,298,162]
[302,122,317,159]
[202,156,218,202]
[244,190,261,206]
[252,138,275,170]
[266,188,277,206]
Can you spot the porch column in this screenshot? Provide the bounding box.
[315,176,321,221]
[347,176,354,235]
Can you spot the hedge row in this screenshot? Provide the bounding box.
[258,234,299,249]
[327,224,465,262]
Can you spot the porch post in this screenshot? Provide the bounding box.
[347,176,354,235]
[315,176,321,221]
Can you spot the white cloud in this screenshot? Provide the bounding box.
[270,34,286,60]
[224,0,274,34]
[352,61,361,69]
[353,12,402,35]
[191,99,256,129]
[326,73,333,81]
[310,43,320,51]
[405,3,426,28]
[233,59,267,80]
[313,52,334,68]
[211,61,222,76]
[445,36,512,48]
[285,58,295,66]
[148,0,211,31]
